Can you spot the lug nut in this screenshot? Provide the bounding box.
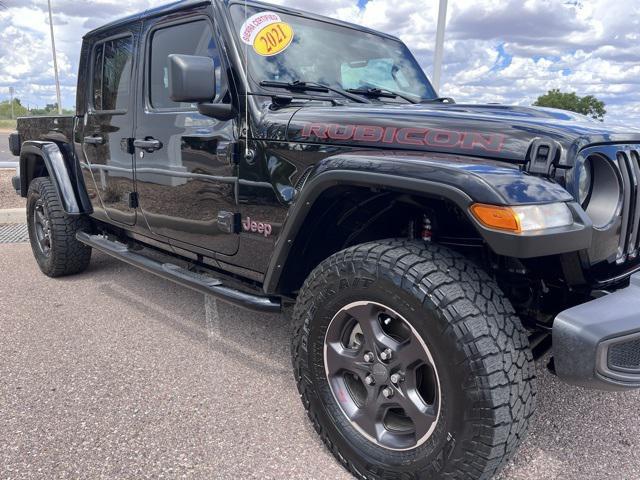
[363,352,375,363]
[380,348,393,361]
[365,375,376,386]
[382,387,394,398]
[390,373,403,385]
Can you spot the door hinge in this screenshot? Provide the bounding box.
[229,142,242,165]
[217,211,241,233]
[121,137,135,155]
[127,192,139,209]
[216,142,242,165]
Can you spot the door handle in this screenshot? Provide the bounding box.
[84,135,105,145]
[133,138,162,152]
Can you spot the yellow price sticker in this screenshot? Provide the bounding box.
[252,22,294,56]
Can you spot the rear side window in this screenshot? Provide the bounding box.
[92,36,134,112]
[149,20,223,109]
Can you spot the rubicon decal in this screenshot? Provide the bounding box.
[300,123,505,152]
[242,216,273,237]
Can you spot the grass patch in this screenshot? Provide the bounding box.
[0,119,17,130]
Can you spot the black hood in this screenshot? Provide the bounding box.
[283,102,640,165]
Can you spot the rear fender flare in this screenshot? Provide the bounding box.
[19,141,87,215]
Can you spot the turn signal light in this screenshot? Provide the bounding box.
[470,202,574,233]
[470,204,521,233]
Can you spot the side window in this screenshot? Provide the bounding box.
[149,20,223,110]
[93,44,104,110]
[92,36,134,111]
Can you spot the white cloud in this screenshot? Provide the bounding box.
[0,0,638,123]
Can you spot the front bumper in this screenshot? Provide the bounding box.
[553,273,640,390]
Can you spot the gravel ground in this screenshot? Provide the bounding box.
[1,243,639,479]
[0,169,23,210]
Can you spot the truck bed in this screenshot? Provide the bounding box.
[17,115,76,146]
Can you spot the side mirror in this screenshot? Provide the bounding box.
[167,54,236,121]
[168,54,216,103]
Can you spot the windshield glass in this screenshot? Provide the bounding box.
[230,5,437,102]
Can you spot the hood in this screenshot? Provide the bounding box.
[283,103,640,166]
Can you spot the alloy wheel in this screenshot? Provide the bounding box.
[324,301,441,451]
[33,199,52,256]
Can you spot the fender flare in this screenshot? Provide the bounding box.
[263,153,593,294]
[19,141,90,215]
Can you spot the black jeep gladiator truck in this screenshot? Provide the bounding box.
[8,0,640,478]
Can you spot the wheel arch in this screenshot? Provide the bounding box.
[264,169,482,295]
[20,141,92,215]
[263,156,593,296]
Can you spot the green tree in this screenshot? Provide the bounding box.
[29,103,75,116]
[533,89,606,120]
[0,98,29,119]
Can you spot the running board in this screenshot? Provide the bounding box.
[76,232,281,313]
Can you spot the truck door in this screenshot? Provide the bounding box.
[81,26,138,226]
[133,13,238,256]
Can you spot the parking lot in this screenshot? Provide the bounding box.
[0,241,639,479]
[0,132,18,168]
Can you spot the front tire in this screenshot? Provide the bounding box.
[291,240,535,479]
[27,177,92,277]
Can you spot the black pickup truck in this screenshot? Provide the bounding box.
[8,0,640,478]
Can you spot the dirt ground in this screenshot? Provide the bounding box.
[0,169,23,209]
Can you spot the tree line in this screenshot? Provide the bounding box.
[0,90,607,120]
[0,98,74,119]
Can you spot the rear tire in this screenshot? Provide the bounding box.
[27,177,92,277]
[291,239,535,479]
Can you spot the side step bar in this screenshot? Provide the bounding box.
[76,232,281,313]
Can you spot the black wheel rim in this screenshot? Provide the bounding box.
[33,199,51,256]
[324,301,441,451]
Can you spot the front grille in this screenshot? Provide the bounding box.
[608,337,640,372]
[617,149,640,262]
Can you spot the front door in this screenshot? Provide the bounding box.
[134,14,238,256]
[81,28,138,226]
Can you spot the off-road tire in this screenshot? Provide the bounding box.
[291,239,535,479]
[27,177,92,277]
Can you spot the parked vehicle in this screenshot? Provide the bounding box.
[9,1,640,478]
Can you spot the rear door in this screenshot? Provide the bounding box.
[134,11,238,256]
[81,26,138,226]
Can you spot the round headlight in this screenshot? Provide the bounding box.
[581,154,621,229]
[578,159,593,206]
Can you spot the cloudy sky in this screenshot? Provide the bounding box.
[0,0,638,123]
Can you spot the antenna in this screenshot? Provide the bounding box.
[244,0,250,158]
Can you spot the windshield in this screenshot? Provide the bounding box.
[230,5,437,102]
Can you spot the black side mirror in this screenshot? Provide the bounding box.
[167,54,235,120]
[168,54,216,102]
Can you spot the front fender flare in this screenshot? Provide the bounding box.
[20,141,87,215]
[263,152,593,294]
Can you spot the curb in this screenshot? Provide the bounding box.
[0,208,25,225]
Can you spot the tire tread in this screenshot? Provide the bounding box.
[27,177,91,277]
[291,239,535,480]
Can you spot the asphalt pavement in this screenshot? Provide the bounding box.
[1,131,18,168]
[1,243,640,479]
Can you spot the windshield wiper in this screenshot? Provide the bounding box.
[345,87,417,104]
[421,97,456,104]
[260,80,370,104]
